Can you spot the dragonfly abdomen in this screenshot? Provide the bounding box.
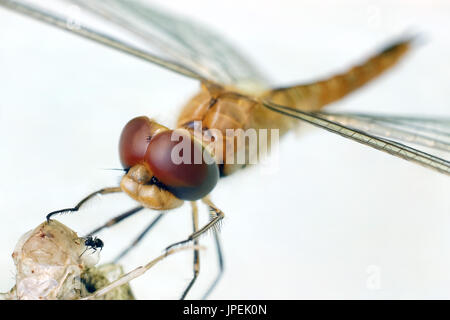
[263,38,412,111]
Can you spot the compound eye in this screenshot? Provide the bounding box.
[144,130,219,201]
[119,117,154,169]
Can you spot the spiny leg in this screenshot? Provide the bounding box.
[85,206,144,236]
[166,196,225,251]
[180,201,200,300]
[112,212,165,263]
[202,227,224,299]
[46,187,122,221]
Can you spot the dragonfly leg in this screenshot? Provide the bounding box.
[111,212,165,263]
[180,201,200,300]
[166,197,225,251]
[202,227,224,299]
[46,186,122,221]
[85,206,145,236]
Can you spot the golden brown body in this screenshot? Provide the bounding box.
[177,39,411,176]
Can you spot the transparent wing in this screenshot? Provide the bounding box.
[0,0,269,89]
[316,111,450,153]
[262,101,450,176]
[0,0,204,80]
[73,0,269,89]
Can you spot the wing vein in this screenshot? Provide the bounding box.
[0,0,205,80]
[263,101,450,176]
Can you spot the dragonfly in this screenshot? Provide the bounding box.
[1,0,449,299]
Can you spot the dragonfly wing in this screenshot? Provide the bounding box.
[72,0,270,90]
[262,101,450,176]
[0,0,269,90]
[0,0,206,81]
[316,112,450,153]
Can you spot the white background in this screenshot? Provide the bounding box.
[0,0,450,299]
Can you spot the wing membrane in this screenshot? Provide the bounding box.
[0,0,205,80]
[262,101,450,176]
[316,112,450,153]
[0,0,268,89]
[72,0,269,89]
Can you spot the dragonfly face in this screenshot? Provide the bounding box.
[119,116,219,208]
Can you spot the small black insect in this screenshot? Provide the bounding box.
[80,236,104,257]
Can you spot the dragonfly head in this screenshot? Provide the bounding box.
[118,117,219,209]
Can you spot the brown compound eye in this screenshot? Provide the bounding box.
[144,129,219,201]
[119,116,154,169]
[119,117,153,169]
